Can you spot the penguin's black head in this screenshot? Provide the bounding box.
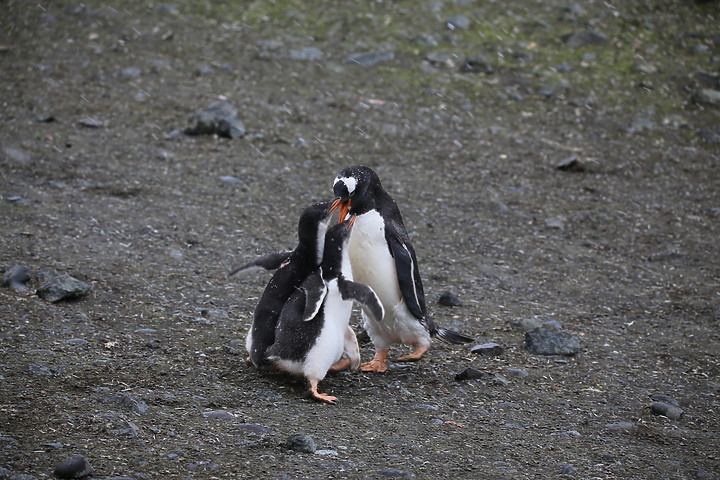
[332,165,382,219]
[297,200,334,262]
[321,216,355,276]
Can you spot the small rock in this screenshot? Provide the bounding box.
[196,63,214,75]
[649,393,679,406]
[562,30,607,48]
[455,367,484,381]
[524,328,580,356]
[219,175,243,184]
[556,154,585,172]
[697,129,720,144]
[290,47,323,61]
[692,88,720,106]
[315,449,339,456]
[236,423,271,434]
[7,195,28,204]
[437,291,461,307]
[651,401,683,420]
[3,265,32,292]
[512,317,543,331]
[542,319,563,330]
[558,463,577,475]
[119,67,141,79]
[506,368,529,378]
[103,392,148,415]
[134,328,157,334]
[544,216,566,229]
[286,433,316,453]
[4,145,31,163]
[628,116,655,133]
[54,454,93,479]
[345,51,394,67]
[425,51,457,69]
[445,14,471,31]
[459,54,494,74]
[36,274,92,303]
[604,421,638,432]
[493,374,510,386]
[202,410,234,420]
[66,338,90,347]
[35,113,57,123]
[470,342,504,357]
[78,116,105,128]
[184,101,245,139]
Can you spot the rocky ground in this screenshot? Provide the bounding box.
[1,1,719,479]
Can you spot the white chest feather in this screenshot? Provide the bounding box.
[348,211,402,319]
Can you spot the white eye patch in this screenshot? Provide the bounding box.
[334,176,357,195]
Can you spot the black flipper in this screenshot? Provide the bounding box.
[300,269,328,322]
[387,237,424,319]
[435,328,474,344]
[337,277,385,323]
[228,250,293,277]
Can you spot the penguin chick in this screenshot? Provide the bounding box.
[265,218,384,404]
[231,200,341,369]
[332,165,473,373]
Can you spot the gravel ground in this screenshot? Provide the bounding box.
[1,1,719,479]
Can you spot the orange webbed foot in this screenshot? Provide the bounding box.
[395,345,430,362]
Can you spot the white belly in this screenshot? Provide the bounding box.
[348,211,429,349]
[348,210,403,318]
[302,281,353,380]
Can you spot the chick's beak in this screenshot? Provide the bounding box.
[330,198,351,222]
[348,214,356,230]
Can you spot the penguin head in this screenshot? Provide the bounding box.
[320,217,355,277]
[332,165,382,219]
[297,201,335,263]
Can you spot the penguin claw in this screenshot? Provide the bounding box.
[310,391,338,404]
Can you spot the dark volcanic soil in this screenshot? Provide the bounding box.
[1,1,719,479]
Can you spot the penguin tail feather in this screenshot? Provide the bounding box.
[435,328,474,345]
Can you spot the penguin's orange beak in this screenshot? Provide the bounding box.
[330,198,351,222]
[348,214,356,229]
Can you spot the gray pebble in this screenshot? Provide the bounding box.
[562,30,607,48]
[346,51,394,67]
[558,463,577,475]
[66,338,90,347]
[54,454,93,479]
[524,328,580,356]
[184,101,246,139]
[651,401,683,420]
[692,88,720,106]
[202,410,235,420]
[36,274,92,303]
[376,469,415,479]
[471,342,504,357]
[102,392,148,415]
[649,393,679,406]
[3,265,32,291]
[455,367,484,381]
[286,433,316,453]
[506,368,529,378]
[437,291,461,306]
[445,14,470,30]
[290,47,323,61]
[604,421,638,432]
[236,423,271,434]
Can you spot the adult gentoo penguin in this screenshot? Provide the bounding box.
[332,165,473,373]
[265,218,384,403]
[230,200,341,369]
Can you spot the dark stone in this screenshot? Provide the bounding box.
[54,454,93,479]
[604,421,638,432]
[651,401,683,420]
[345,51,394,67]
[459,55,494,74]
[103,392,148,414]
[3,265,32,292]
[470,342,504,357]
[286,433,316,453]
[455,367,484,381]
[697,129,720,144]
[506,368,529,378]
[36,274,92,303]
[524,328,580,356]
[562,30,607,48]
[437,291,461,306]
[184,101,246,139]
[556,155,585,172]
[649,393,679,406]
[558,463,577,475]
